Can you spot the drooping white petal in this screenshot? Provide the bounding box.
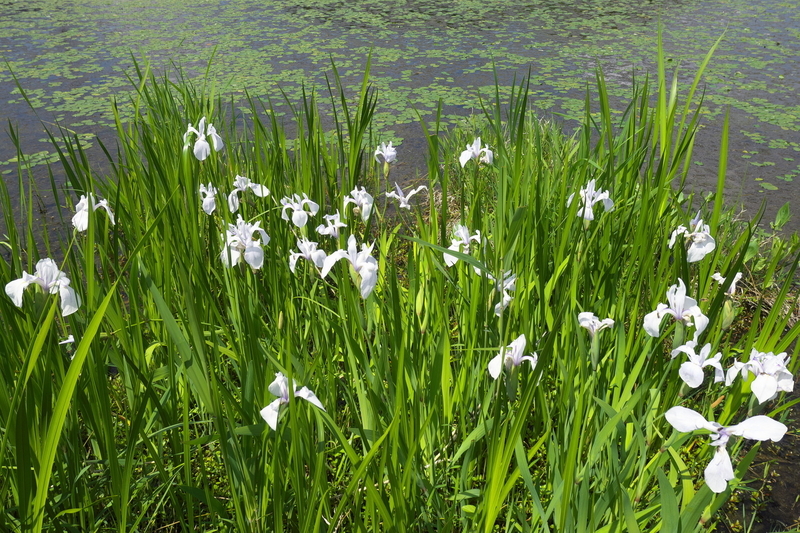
[207,124,224,152]
[444,242,462,267]
[359,262,379,299]
[679,362,706,388]
[776,371,794,394]
[94,198,115,226]
[295,386,326,412]
[220,247,241,267]
[687,232,716,262]
[668,226,687,249]
[664,406,717,433]
[248,183,269,197]
[578,203,595,221]
[487,353,503,380]
[58,283,81,316]
[193,138,211,161]
[268,373,289,398]
[320,250,348,278]
[750,374,778,404]
[494,291,513,316]
[228,190,240,213]
[704,446,735,494]
[260,398,283,431]
[5,272,37,307]
[725,415,787,442]
[480,146,493,165]
[643,306,667,337]
[72,203,90,231]
[243,246,264,270]
[292,210,309,228]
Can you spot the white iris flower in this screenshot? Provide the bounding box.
[669,217,716,263]
[72,193,115,232]
[316,211,347,239]
[227,176,270,213]
[643,278,708,340]
[5,258,81,316]
[670,341,724,389]
[459,137,493,168]
[220,215,270,270]
[280,193,320,228]
[183,117,224,161]
[321,235,379,299]
[578,312,615,338]
[260,372,325,431]
[386,182,427,209]
[490,270,516,316]
[374,142,397,164]
[344,186,374,223]
[711,272,743,295]
[665,406,786,493]
[488,334,538,380]
[444,224,481,267]
[567,180,614,221]
[199,183,218,215]
[725,349,794,404]
[289,238,327,273]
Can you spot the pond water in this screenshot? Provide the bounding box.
[2,0,799,231]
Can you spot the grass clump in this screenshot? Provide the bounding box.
[1,43,798,533]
